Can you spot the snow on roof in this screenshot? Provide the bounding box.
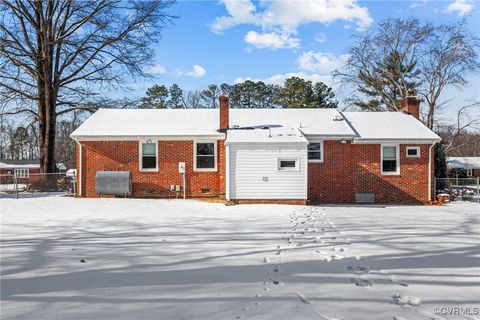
[447,157,480,169]
[0,162,40,169]
[229,109,354,137]
[342,112,441,142]
[71,108,440,143]
[225,127,308,144]
[71,109,224,138]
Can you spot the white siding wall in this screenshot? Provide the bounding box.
[229,143,307,200]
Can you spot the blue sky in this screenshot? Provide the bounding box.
[112,0,480,122]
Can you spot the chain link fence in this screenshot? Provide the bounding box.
[0,172,76,199]
[435,177,480,203]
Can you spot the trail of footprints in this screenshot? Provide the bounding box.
[235,207,433,320]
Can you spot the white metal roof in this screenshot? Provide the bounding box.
[225,127,308,144]
[342,112,441,142]
[447,157,480,169]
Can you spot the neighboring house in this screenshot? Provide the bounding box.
[447,157,480,178]
[71,96,440,204]
[0,160,68,184]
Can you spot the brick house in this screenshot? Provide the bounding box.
[447,157,480,178]
[0,160,68,184]
[71,96,440,204]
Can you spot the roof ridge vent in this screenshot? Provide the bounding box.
[333,114,343,121]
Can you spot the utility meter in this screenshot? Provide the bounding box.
[178,162,186,174]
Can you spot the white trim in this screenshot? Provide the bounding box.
[307,140,324,163]
[381,144,400,175]
[466,169,473,177]
[277,157,300,171]
[76,140,82,196]
[14,168,29,178]
[139,140,158,172]
[428,142,435,201]
[353,139,440,144]
[226,144,230,201]
[194,140,217,172]
[73,135,225,141]
[406,146,421,158]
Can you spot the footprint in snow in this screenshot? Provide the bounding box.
[392,294,421,306]
[346,266,369,274]
[350,277,373,287]
[273,265,280,272]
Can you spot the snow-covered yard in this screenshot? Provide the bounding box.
[1,198,479,320]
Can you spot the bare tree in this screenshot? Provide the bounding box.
[335,18,431,111]
[335,18,479,128]
[436,101,480,155]
[0,0,175,172]
[421,22,480,128]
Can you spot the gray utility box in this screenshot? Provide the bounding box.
[96,171,132,196]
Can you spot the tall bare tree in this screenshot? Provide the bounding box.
[335,18,479,128]
[0,0,175,172]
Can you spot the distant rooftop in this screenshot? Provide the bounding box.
[447,157,480,169]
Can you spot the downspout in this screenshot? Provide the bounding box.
[225,143,230,201]
[428,142,435,202]
[76,140,82,197]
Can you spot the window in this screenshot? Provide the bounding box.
[466,169,473,177]
[140,141,157,171]
[14,169,29,178]
[308,142,323,162]
[381,145,399,175]
[195,142,216,171]
[278,158,299,171]
[406,146,420,158]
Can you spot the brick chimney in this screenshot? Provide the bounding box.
[219,95,229,132]
[400,95,420,120]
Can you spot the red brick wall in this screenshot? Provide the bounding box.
[308,142,432,204]
[77,140,225,198]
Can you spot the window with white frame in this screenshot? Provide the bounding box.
[466,169,473,177]
[277,158,299,171]
[308,142,323,162]
[406,146,420,158]
[381,145,399,174]
[140,141,157,171]
[14,169,29,178]
[195,142,216,170]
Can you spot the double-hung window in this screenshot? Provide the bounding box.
[140,141,158,171]
[381,145,399,175]
[195,142,216,171]
[308,142,323,162]
[14,169,29,178]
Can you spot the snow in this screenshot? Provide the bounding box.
[1,199,478,320]
[0,163,39,169]
[226,127,308,144]
[447,157,480,169]
[70,108,356,139]
[342,112,441,142]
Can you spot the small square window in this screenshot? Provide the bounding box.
[278,158,299,171]
[14,169,29,178]
[406,147,420,158]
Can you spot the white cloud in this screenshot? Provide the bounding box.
[235,72,334,86]
[146,63,166,75]
[178,65,207,78]
[296,51,349,73]
[443,0,473,16]
[244,30,300,49]
[314,33,326,43]
[211,0,373,40]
